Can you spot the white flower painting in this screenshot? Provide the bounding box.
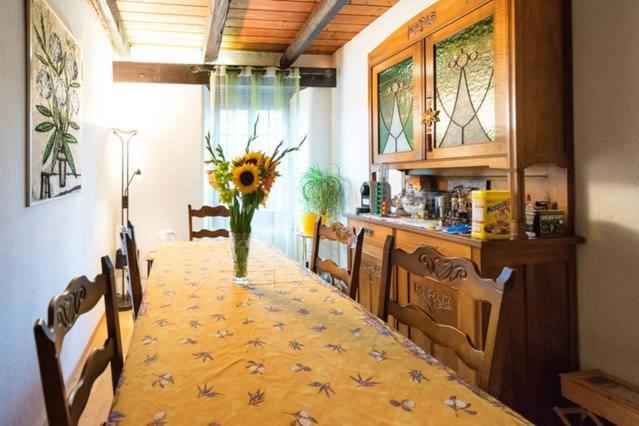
[28,0,82,205]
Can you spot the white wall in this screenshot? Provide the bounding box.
[573,0,639,384]
[331,0,436,209]
[111,83,205,258]
[0,0,119,424]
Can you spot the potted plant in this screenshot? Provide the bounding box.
[300,166,347,236]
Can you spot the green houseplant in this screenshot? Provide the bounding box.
[300,166,347,236]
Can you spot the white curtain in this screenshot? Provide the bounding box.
[205,66,304,258]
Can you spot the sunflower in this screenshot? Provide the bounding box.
[233,151,263,167]
[232,163,261,194]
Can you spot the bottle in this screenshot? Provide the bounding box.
[525,193,534,212]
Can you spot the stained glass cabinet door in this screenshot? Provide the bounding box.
[425,2,507,161]
[372,43,424,163]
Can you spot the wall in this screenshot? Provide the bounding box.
[111,83,205,258]
[0,0,119,424]
[331,0,436,209]
[573,0,639,384]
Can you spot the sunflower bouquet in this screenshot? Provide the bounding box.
[204,118,305,283]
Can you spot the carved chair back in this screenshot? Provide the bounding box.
[377,235,515,391]
[310,217,365,299]
[188,204,231,240]
[34,256,124,426]
[120,220,143,318]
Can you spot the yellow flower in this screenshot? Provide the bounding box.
[232,163,261,194]
[233,151,263,167]
[244,151,264,165]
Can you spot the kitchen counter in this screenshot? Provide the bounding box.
[343,213,584,248]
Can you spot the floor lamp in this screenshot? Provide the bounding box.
[112,128,141,311]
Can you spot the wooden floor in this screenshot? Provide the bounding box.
[67,288,136,426]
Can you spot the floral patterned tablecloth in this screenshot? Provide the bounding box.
[109,240,530,425]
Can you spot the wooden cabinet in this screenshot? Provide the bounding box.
[368,0,572,172]
[424,1,508,162]
[371,43,424,164]
[347,214,581,425]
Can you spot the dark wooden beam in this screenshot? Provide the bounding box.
[113,62,209,85]
[112,62,336,88]
[88,0,129,57]
[279,0,348,68]
[203,0,230,63]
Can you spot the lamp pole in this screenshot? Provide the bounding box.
[112,128,139,311]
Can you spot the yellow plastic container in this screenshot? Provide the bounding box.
[471,190,512,240]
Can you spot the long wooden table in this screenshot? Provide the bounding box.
[109,240,529,425]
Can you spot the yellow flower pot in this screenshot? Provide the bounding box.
[301,213,327,237]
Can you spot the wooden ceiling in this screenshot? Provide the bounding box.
[115,0,399,55]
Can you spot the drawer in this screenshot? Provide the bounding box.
[349,219,393,250]
[395,230,471,258]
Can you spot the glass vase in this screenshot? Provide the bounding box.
[231,233,251,285]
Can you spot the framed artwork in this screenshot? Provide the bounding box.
[27,0,82,206]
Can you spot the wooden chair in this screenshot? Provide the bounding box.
[310,217,364,299]
[188,204,231,240]
[34,256,124,426]
[377,235,515,391]
[120,220,143,318]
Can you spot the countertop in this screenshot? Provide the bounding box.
[344,213,585,249]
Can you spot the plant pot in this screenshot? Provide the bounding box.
[301,213,327,237]
[230,232,251,285]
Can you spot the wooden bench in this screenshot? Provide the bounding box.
[555,370,639,426]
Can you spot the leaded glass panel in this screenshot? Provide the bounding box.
[378,57,414,154]
[435,16,495,148]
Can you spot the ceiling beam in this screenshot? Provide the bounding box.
[112,61,337,88]
[203,0,231,62]
[279,0,348,68]
[88,0,129,57]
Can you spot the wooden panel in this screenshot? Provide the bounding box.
[124,20,205,33]
[112,61,337,87]
[526,262,573,426]
[348,219,393,249]
[515,0,570,168]
[560,370,639,426]
[120,11,207,25]
[395,229,471,258]
[358,253,382,313]
[117,2,208,16]
[114,0,398,53]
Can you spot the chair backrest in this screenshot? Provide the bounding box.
[310,217,364,299]
[377,235,515,391]
[34,256,124,426]
[188,204,231,240]
[121,221,143,318]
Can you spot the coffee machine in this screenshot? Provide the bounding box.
[356,182,371,215]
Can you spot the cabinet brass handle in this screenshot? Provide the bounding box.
[364,228,374,237]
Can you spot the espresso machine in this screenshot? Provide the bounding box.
[356,182,371,215]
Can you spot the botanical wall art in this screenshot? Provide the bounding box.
[27,0,82,205]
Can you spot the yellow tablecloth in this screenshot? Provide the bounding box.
[109,240,529,425]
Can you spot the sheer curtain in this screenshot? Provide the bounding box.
[205,66,304,257]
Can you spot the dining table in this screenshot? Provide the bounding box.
[108,239,530,425]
